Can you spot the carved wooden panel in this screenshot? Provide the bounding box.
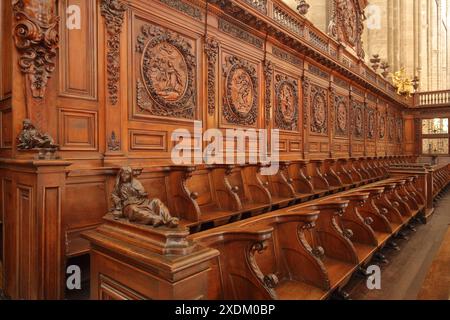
[366,107,376,140]
[388,115,395,142]
[274,73,299,132]
[99,274,146,300]
[333,95,348,137]
[221,54,258,127]
[352,100,364,140]
[0,0,12,99]
[133,21,197,120]
[129,130,167,151]
[0,108,12,149]
[59,0,98,100]
[58,109,98,150]
[310,84,328,135]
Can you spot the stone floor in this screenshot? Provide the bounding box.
[350,191,450,300]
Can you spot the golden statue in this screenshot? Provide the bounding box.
[390,68,415,97]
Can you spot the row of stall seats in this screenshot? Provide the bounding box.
[432,164,450,200]
[167,156,416,233]
[189,173,435,300]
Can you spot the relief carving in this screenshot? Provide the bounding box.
[334,96,348,136]
[388,116,395,141]
[396,118,403,142]
[379,114,386,139]
[13,0,59,99]
[302,77,310,130]
[222,55,258,126]
[310,85,328,134]
[136,24,196,119]
[367,109,375,139]
[17,119,59,159]
[108,131,121,151]
[353,102,364,138]
[328,0,365,59]
[111,167,179,228]
[274,75,298,131]
[264,60,274,125]
[205,38,219,116]
[101,0,127,105]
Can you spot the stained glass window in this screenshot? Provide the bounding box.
[422,118,449,134]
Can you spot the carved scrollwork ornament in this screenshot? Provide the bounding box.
[136,24,196,119]
[310,85,328,134]
[312,246,325,258]
[222,55,258,126]
[108,131,121,151]
[367,109,375,139]
[13,0,59,99]
[379,113,386,139]
[353,102,364,138]
[302,77,310,130]
[205,38,220,116]
[101,0,127,105]
[274,74,299,131]
[247,241,278,299]
[264,60,274,125]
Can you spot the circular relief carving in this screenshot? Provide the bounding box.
[223,56,258,126]
[336,101,347,134]
[143,42,188,102]
[311,89,327,134]
[355,107,363,137]
[138,24,196,119]
[275,76,298,131]
[379,116,386,139]
[230,68,254,116]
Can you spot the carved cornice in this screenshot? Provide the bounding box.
[13,0,59,99]
[101,0,127,105]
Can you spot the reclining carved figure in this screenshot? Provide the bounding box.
[111,167,179,228]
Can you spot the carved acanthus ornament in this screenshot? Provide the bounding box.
[13,0,59,99]
[101,0,127,105]
[222,55,258,126]
[247,241,278,299]
[264,60,274,125]
[275,75,298,131]
[205,38,219,116]
[310,85,328,134]
[136,24,196,119]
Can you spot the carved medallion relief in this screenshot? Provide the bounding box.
[388,116,395,141]
[310,85,328,134]
[135,23,196,119]
[353,102,364,139]
[367,109,375,139]
[334,96,348,136]
[274,74,299,131]
[222,55,258,126]
[379,114,386,139]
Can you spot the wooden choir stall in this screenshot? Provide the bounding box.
[0,0,449,300]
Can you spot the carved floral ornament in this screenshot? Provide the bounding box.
[101,0,127,105]
[13,0,59,99]
[310,85,328,134]
[205,38,220,116]
[274,74,299,131]
[222,55,258,126]
[136,24,196,119]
